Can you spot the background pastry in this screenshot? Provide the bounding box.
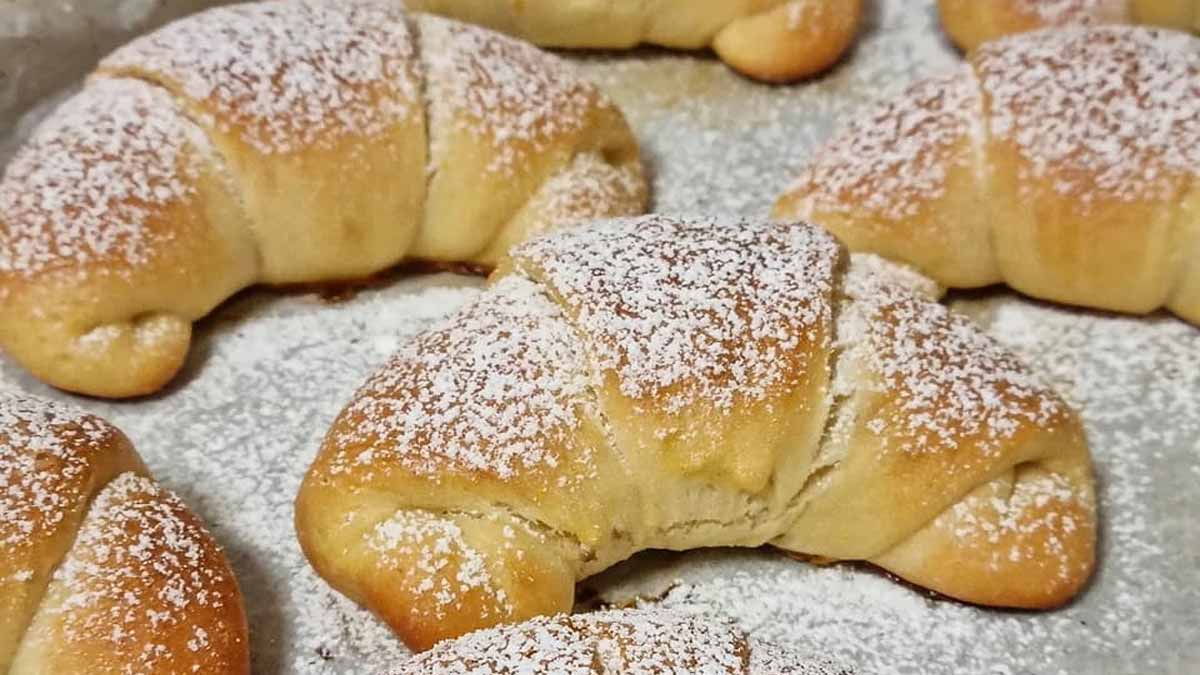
[776,25,1200,325]
[938,0,1197,51]
[405,0,865,82]
[0,392,249,674]
[0,0,646,399]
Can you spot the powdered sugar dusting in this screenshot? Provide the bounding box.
[837,264,1068,454]
[513,216,840,415]
[979,25,1200,204]
[0,78,200,280]
[1,1,1195,672]
[366,511,513,625]
[784,65,978,222]
[418,14,597,175]
[328,275,591,481]
[935,470,1088,581]
[391,608,849,674]
[589,294,1198,675]
[34,472,240,673]
[1011,0,1126,23]
[0,393,118,549]
[101,0,419,155]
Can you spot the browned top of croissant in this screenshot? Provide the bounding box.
[0,0,644,399]
[0,393,248,674]
[388,608,851,674]
[785,25,1200,223]
[298,216,1095,650]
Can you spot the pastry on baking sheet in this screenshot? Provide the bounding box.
[405,0,865,82]
[938,0,1197,51]
[296,215,1097,651]
[0,0,646,399]
[776,25,1200,325]
[387,608,851,674]
[0,392,249,674]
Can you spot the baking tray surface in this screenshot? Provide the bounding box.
[0,2,1196,673]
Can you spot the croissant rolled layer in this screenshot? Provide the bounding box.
[0,393,249,674]
[776,25,1200,325]
[296,216,1097,650]
[0,0,646,399]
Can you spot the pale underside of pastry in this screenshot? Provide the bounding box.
[776,25,1200,326]
[296,215,1097,651]
[405,0,865,82]
[0,0,646,399]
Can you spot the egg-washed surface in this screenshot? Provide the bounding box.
[0,1,1195,674]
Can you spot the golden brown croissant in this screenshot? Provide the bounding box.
[939,0,1198,51]
[0,0,646,400]
[775,25,1200,325]
[296,215,1097,651]
[403,0,864,82]
[0,392,249,674]
[388,608,851,674]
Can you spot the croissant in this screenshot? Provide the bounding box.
[296,215,1097,651]
[0,0,646,400]
[939,0,1197,51]
[389,608,851,674]
[0,392,249,674]
[775,25,1200,326]
[403,0,864,82]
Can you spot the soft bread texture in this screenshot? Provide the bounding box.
[0,393,249,674]
[296,216,1097,651]
[775,25,1200,325]
[387,608,851,674]
[403,0,864,82]
[0,0,646,400]
[939,0,1198,52]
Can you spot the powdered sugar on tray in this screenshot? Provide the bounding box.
[0,1,1196,673]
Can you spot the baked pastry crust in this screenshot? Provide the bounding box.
[296,216,1097,650]
[405,0,864,82]
[0,0,646,399]
[0,393,249,674]
[776,25,1200,325]
[938,0,1197,52]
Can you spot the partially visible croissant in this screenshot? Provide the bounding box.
[404,0,864,82]
[389,608,851,674]
[296,215,1097,651]
[0,392,249,674]
[939,0,1198,51]
[0,0,645,399]
[775,25,1200,325]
